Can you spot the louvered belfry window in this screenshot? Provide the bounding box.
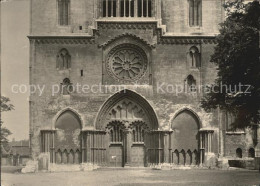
[189,0,202,27]
[58,0,70,25]
[102,0,153,18]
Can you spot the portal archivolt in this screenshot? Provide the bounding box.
[95,89,158,130]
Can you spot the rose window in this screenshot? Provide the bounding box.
[107,44,148,82]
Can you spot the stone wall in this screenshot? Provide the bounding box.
[161,0,224,34]
[31,0,94,35]
[225,130,255,158]
[29,34,220,159]
[31,0,224,36]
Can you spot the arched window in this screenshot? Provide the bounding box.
[236,148,242,158]
[188,46,201,68]
[58,0,70,25]
[56,49,71,70]
[61,78,72,95]
[185,75,197,92]
[189,0,202,27]
[248,148,255,158]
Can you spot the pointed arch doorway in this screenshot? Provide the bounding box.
[40,109,83,165]
[54,110,82,164]
[93,89,159,167]
[171,109,200,166]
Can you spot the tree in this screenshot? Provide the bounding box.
[201,0,260,129]
[0,96,14,147]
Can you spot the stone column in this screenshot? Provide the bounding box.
[255,125,260,170]
[163,132,169,163]
[199,132,204,165]
[219,109,226,157]
[41,131,51,153]
[86,132,91,163]
[105,132,110,166]
[81,132,85,163]
[51,131,55,163]
[117,0,120,17]
[200,130,215,167]
[106,0,108,17]
[124,130,132,167]
[134,0,138,17]
[29,39,35,159]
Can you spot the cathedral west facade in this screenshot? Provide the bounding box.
[28,0,260,169]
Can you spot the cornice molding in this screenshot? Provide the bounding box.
[98,33,156,48]
[97,21,158,31]
[158,36,217,45]
[28,36,95,44]
[28,24,217,45]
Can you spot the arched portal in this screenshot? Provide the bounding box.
[95,89,158,130]
[171,110,200,165]
[54,110,82,164]
[94,89,159,167]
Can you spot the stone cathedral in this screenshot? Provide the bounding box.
[28,0,260,170]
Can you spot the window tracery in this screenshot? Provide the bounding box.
[56,49,71,70]
[106,44,148,82]
[107,121,126,143]
[188,46,201,68]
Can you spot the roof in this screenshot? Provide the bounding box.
[5,140,31,156]
[9,140,29,147]
[10,146,30,156]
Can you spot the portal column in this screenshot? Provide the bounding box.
[81,132,85,163]
[124,130,132,166]
[163,132,170,163]
[51,131,55,163]
[199,132,205,165]
[199,130,214,166]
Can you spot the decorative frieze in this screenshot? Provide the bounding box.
[97,21,157,31]
[28,33,216,46]
[158,37,217,45]
[98,33,156,48]
[28,36,96,45]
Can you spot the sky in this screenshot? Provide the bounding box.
[1,0,30,140]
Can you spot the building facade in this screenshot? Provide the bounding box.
[28,0,260,169]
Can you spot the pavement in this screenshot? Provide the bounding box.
[1,168,260,186]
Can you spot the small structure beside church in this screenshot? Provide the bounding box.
[1,140,30,166]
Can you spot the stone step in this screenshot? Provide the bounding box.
[95,167,149,171]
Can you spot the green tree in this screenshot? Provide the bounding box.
[0,96,14,147]
[201,0,260,129]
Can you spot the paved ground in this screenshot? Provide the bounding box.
[1,168,260,186]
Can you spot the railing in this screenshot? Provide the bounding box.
[101,0,154,18]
